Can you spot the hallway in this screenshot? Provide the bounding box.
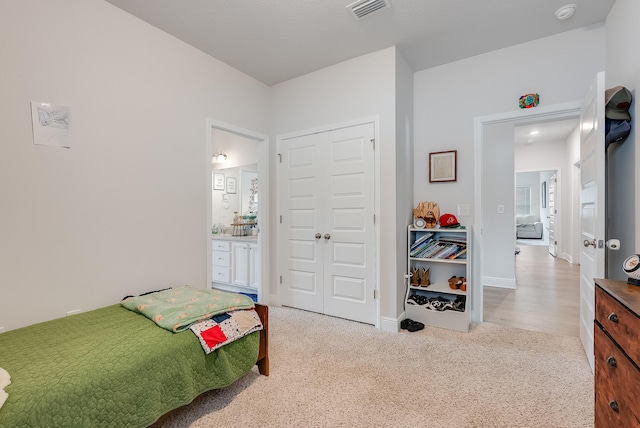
[483,245,580,337]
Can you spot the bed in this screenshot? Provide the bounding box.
[0,287,269,428]
[516,215,543,239]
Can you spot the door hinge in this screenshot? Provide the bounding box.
[373,289,377,299]
[277,153,282,163]
[373,214,376,224]
[370,139,375,150]
[280,275,283,284]
[280,215,283,224]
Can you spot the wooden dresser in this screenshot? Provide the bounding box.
[594,278,640,427]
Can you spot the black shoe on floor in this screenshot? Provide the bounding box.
[400,318,414,330]
[401,318,424,332]
[407,320,424,332]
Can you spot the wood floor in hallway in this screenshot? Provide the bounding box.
[483,245,580,337]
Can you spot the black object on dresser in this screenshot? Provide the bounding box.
[594,278,640,427]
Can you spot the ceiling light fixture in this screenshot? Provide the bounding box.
[212,153,227,163]
[555,4,577,20]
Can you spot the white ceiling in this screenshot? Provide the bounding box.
[514,118,580,145]
[103,0,615,86]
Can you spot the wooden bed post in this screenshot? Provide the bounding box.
[255,304,269,376]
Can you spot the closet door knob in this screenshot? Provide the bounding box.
[583,239,596,248]
[608,312,619,323]
[315,233,321,239]
[324,233,331,240]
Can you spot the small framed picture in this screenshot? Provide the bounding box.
[429,150,457,183]
[213,173,225,190]
[226,177,237,194]
[31,101,71,148]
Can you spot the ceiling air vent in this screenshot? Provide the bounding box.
[346,0,391,21]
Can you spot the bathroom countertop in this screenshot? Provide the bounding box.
[211,234,258,242]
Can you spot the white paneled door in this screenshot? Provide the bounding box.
[278,122,376,324]
[579,72,606,373]
[547,176,557,257]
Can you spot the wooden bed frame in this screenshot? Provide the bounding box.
[255,303,270,376]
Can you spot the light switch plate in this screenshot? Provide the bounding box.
[497,205,505,214]
[457,204,470,216]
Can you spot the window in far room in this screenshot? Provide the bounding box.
[516,187,531,216]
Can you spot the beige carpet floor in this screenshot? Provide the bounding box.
[153,306,593,428]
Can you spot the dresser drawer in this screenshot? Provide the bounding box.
[595,286,640,367]
[212,240,231,251]
[594,326,640,427]
[212,250,231,267]
[212,266,231,283]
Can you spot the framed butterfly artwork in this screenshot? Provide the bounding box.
[30,101,71,148]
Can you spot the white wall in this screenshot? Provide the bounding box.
[269,47,401,326]
[395,50,415,320]
[0,0,269,331]
[605,0,640,279]
[415,25,605,294]
[482,122,516,287]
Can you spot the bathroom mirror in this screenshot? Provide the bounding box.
[241,168,258,215]
[212,164,257,229]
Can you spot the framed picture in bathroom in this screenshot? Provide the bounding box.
[226,177,237,194]
[213,173,225,190]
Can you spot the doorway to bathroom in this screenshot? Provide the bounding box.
[205,119,269,303]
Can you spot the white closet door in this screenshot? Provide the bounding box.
[279,122,376,324]
[579,72,606,373]
[279,132,325,314]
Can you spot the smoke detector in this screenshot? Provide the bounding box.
[555,4,577,20]
[347,0,391,21]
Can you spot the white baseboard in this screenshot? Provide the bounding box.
[560,252,574,264]
[266,293,278,306]
[482,276,516,289]
[380,314,402,332]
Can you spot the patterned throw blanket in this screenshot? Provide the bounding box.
[121,285,255,332]
[190,309,263,354]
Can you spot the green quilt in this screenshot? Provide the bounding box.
[0,304,259,428]
[121,285,255,332]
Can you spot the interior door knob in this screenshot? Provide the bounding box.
[315,233,321,239]
[324,233,331,240]
[583,239,596,248]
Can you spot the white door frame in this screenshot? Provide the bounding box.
[205,118,270,303]
[472,101,581,322]
[275,116,381,327]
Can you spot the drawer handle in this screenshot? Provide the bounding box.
[606,356,617,368]
[609,400,619,413]
[608,312,619,323]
